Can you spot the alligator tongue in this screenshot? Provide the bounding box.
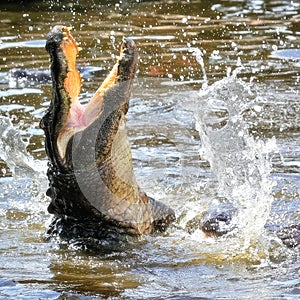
[41,26,175,235]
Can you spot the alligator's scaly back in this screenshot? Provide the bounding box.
[40,26,175,242]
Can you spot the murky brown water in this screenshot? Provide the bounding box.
[0,0,299,299]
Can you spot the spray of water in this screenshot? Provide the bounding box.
[190,47,208,88]
[0,116,49,227]
[192,54,278,248]
[0,116,46,179]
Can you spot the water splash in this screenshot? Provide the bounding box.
[0,117,49,232]
[194,76,278,247]
[0,116,46,179]
[190,48,208,88]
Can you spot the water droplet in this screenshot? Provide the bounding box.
[253,105,262,112]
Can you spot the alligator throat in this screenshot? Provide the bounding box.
[40,26,175,242]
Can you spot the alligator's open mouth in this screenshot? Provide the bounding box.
[43,26,137,164]
[40,26,175,241]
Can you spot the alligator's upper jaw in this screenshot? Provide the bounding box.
[41,26,175,236]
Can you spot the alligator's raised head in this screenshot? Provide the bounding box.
[40,26,175,243]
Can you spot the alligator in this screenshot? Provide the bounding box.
[40,25,300,250]
[40,25,175,247]
[8,65,104,88]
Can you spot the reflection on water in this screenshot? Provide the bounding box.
[0,0,299,299]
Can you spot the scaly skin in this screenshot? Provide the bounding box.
[40,26,175,244]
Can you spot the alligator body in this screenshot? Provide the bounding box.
[40,26,175,246]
